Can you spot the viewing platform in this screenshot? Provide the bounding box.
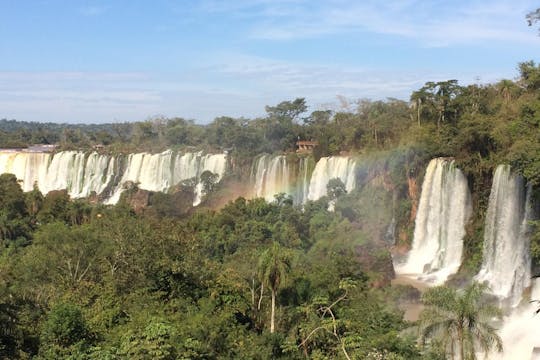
[296,140,318,154]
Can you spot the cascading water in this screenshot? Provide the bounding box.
[250,155,356,205]
[307,156,357,201]
[488,278,540,360]
[251,155,292,203]
[395,158,472,285]
[475,165,535,307]
[0,150,227,206]
[296,156,311,204]
[192,153,228,206]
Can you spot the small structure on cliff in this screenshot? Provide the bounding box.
[27,144,58,152]
[296,140,318,153]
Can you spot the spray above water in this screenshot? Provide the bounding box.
[395,158,472,285]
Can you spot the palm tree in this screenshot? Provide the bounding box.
[410,89,427,126]
[419,282,502,360]
[496,79,517,104]
[258,242,292,333]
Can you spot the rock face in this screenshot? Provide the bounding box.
[407,176,418,222]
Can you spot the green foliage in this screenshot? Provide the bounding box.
[259,242,293,333]
[531,220,540,266]
[37,190,71,225]
[200,170,219,196]
[0,173,32,247]
[40,303,89,348]
[326,178,347,200]
[118,320,176,359]
[419,282,502,359]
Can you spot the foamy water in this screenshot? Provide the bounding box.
[489,279,540,359]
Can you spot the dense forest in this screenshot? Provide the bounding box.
[0,60,540,359]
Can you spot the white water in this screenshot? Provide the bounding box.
[489,279,540,360]
[251,155,354,205]
[476,165,533,307]
[251,155,292,203]
[395,158,472,285]
[296,156,311,204]
[307,156,357,201]
[0,150,227,205]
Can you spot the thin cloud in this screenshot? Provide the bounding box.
[208,53,490,103]
[199,0,540,46]
[0,72,162,123]
[0,56,519,124]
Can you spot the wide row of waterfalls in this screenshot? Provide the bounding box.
[0,150,359,207]
[0,150,228,206]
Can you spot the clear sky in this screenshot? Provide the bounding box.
[2,0,540,124]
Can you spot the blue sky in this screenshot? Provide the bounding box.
[2,0,540,123]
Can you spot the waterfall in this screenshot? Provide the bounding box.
[250,155,355,205]
[251,155,291,203]
[296,156,311,204]
[475,165,535,307]
[0,150,228,206]
[192,153,228,206]
[104,151,228,205]
[307,157,357,201]
[395,158,472,285]
[488,279,540,360]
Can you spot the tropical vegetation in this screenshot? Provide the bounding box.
[1,57,540,358]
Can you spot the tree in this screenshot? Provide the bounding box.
[118,320,177,360]
[518,61,540,90]
[41,303,89,348]
[299,279,358,360]
[25,183,44,219]
[0,287,19,359]
[326,178,347,200]
[200,170,219,196]
[419,282,502,360]
[527,8,540,32]
[22,222,104,291]
[419,80,461,129]
[496,79,519,104]
[264,98,307,151]
[37,190,71,225]
[258,242,292,333]
[265,98,307,123]
[411,88,430,126]
[305,110,332,126]
[0,173,32,246]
